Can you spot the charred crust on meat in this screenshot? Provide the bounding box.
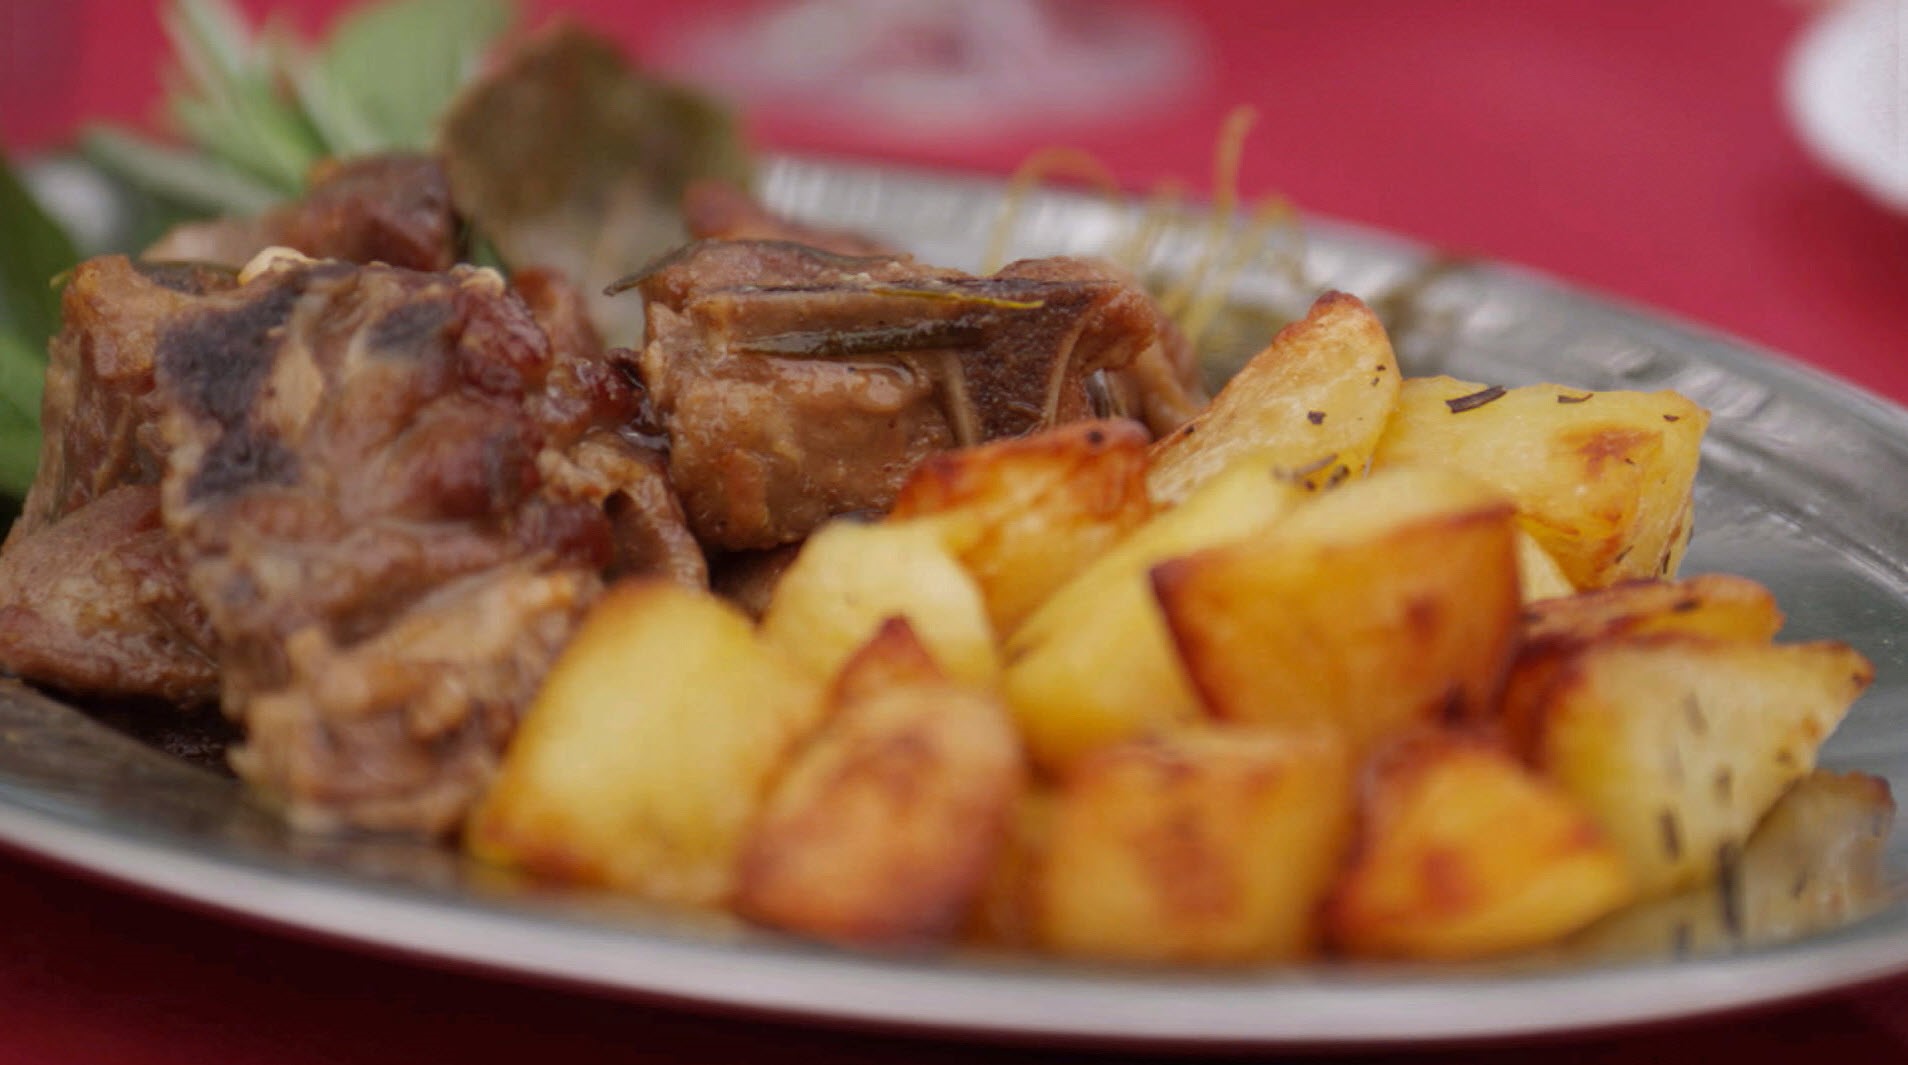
[190,431,301,502]
[133,261,238,295]
[158,279,313,503]
[369,297,454,354]
[158,280,302,426]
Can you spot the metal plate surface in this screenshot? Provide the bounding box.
[3,156,1907,1048]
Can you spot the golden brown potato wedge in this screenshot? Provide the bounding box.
[734,619,1026,948]
[1031,726,1352,964]
[1570,771,1894,959]
[1324,734,1634,959]
[889,420,1153,632]
[1371,376,1707,589]
[1523,574,1784,648]
[467,581,824,907]
[1154,468,1520,752]
[1002,456,1307,773]
[761,518,998,687]
[1146,292,1401,504]
[1502,575,1785,755]
[1528,633,1872,896]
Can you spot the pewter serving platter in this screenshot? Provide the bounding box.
[4,156,1908,1049]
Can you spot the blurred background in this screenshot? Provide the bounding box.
[0,3,1907,1062]
[3,0,1904,402]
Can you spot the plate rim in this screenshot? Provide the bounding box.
[6,783,1908,1049]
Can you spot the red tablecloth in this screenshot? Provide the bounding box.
[3,1,1908,1061]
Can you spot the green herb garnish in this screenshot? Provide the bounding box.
[84,0,517,217]
[0,145,78,496]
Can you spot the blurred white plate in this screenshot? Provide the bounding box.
[1786,0,1908,212]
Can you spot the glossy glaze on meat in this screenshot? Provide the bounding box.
[512,266,708,587]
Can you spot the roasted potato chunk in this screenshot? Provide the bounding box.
[890,420,1153,632]
[735,620,1025,948]
[1371,376,1707,589]
[1154,468,1520,751]
[1146,292,1400,504]
[963,791,1053,949]
[1571,771,1894,959]
[1325,734,1633,959]
[1503,575,1786,754]
[1515,529,1576,603]
[1523,574,1783,647]
[761,518,998,687]
[1032,727,1352,963]
[1528,633,1872,896]
[467,582,824,907]
[1002,456,1306,773]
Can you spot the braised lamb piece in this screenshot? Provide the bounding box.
[511,267,707,586]
[7,258,234,544]
[0,485,217,704]
[145,154,459,273]
[680,189,1211,438]
[629,240,1164,551]
[148,252,625,832]
[2,155,464,702]
[0,259,233,701]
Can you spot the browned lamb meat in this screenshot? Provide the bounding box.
[629,240,1164,550]
[7,258,234,546]
[144,154,459,273]
[512,267,707,586]
[149,253,615,833]
[681,191,1210,437]
[0,259,231,701]
[0,485,216,703]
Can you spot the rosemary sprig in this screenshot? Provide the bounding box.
[85,0,517,218]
